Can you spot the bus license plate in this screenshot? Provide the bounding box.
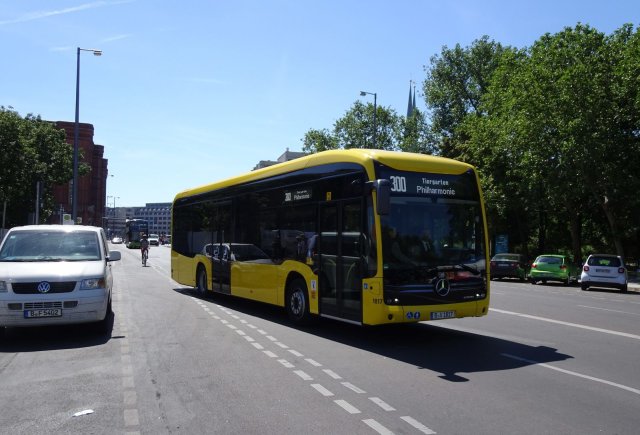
[24,309,62,318]
[431,310,455,320]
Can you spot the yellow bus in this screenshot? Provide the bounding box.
[171,149,489,325]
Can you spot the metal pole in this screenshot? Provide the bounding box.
[35,181,41,224]
[72,47,80,221]
[373,93,377,149]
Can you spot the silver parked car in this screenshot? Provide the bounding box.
[0,225,121,334]
[580,254,628,292]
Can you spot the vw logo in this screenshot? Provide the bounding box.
[37,281,51,293]
[434,279,451,297]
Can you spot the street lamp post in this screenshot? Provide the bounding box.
[360,91,377,148]
[106,195,119,236]
[72,47,102,222]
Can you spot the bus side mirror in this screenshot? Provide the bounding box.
[370,179,391,215]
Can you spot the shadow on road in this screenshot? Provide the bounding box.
[175,287,572,383]
[0,312,117,352]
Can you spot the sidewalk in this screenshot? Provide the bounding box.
[628,276,640,292]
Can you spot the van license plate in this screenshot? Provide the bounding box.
[431,311,456,320]
[24,309,62,318]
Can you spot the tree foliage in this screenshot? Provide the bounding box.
[302,101,433,154]
[0,107,73,227]
[301,23,640,261]
[432,24,640,260]
[423,36,508,158]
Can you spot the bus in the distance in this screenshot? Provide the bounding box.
[171,149,489,326]
[124,219,149,249]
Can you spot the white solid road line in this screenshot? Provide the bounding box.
[502,353,640,396]
[490,308,640,340]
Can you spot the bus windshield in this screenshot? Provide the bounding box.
[377,167,486,290]
[381,198,485,278]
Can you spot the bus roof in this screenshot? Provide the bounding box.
[174,149,475,202]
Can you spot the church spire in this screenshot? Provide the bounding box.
[407,80,417,117]
[406,80,414,117]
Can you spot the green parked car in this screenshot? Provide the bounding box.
[529,254,579,286]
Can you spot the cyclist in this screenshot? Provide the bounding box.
[140,233,150,265]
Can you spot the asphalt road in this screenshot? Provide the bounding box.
[1,245,639,434]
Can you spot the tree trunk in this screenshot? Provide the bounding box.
[569,214,582,264]
[601,196,625,259]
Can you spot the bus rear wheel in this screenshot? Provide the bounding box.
[196,266,208,296]
[286,278,311,325]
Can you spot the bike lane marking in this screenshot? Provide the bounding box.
[190,296,436,435]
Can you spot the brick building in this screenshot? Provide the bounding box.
[49,121,108,227]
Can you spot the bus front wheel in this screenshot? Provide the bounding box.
[196,266,208,296]
[286,278,311,325]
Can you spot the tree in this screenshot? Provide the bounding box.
[0,107,73,227]
[462,24,640,260]
[422,36,508,158]
[302,128,338,154]
[334,101,400,150]
[398,108,437,154]
[301,101,403,153]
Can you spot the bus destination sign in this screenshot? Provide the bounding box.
[284,188,313,203]
[381,169,478,201]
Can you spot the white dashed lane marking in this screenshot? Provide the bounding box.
[294,370,313,381]
[311,383,334,397]
[334,399,361,414]
[191,296,437,434]
[323,369,342,379]
[342,382,366,394]
[401,416,437,434]
[370,397,396,411]
[363,418,395,435]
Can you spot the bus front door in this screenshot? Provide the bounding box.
[211,243,232,294]
[318,200,363,323]
[210,201,232,294]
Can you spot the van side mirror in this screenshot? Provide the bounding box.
[370,179,391,215]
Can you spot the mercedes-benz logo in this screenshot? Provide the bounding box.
[434,278,451,297]
[37,281,51,293]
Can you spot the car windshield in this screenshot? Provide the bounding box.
[0,230,101,262]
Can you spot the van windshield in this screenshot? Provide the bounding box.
[0,230,101,262]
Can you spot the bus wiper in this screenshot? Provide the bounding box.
[456,263,481,275]
[420,263,481,276]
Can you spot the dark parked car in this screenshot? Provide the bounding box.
[490,253,528,281]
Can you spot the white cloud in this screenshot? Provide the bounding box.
[101,34,133,43]
[0,0,134,26]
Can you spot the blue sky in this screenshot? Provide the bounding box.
[1,1,638,207]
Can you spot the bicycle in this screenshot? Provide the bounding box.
[142,247,148,266]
